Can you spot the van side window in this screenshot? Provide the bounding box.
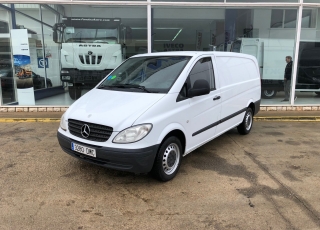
[188,57,215,91]
[177,57,215,102]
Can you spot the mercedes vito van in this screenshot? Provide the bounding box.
[57,51,261,181]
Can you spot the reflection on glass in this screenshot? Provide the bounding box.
[53,5,147,101]
[271,9,283,28]
[284,9,297,28]
[0,9,16,104]
[99,56,191,93]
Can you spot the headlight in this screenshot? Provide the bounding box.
[61,70,69,74]
[60,113,67,131]
[113,124,152,144]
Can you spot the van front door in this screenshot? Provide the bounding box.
[185,56,222,152]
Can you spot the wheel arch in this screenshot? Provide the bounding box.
[157,124,187,155]
[246,100,255,115]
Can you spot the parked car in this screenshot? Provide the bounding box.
[57,51,261,181]
[0,68,52,90]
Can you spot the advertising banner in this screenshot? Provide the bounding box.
[10,29,35,105]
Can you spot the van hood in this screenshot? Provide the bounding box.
[67,89,165,131]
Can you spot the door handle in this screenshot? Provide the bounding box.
[213,96,221,101]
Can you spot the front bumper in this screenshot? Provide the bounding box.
[61,68,112,84]
[57,132,159,174]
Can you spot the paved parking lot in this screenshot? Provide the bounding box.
[1,121,320,230]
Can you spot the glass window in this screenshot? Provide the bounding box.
[14,4,41,21]
[295,7,320,105]
[99,56,191,93]
[188,57,215,90]
[301,9,317,28]
[152,0,222,1]
[228,0,297,2]
[270,9,297,28]
[0,8,15,105]
[153,6,298,106]
[271,9,283,28]
[284,9,297,28]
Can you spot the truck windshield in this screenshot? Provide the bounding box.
[98,56,191,93]
[64,28,118,43]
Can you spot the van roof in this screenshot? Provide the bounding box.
[132,51,257,60]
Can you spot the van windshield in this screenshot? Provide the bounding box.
[98,56,191,93]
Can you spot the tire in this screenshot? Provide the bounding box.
[237,108,253,135]
[261,89,277,99]
[68,85,82,100]
[151,136,182,182]
[47,82,52,88]
[315,92,320,96]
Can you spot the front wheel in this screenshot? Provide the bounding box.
[237,108,253,135]
[151,136,182,182]
[261,89,277,99]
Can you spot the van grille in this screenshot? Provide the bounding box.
[68,119,113,142]
[79,54,102,65]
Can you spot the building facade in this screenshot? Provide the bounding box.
[0,0,320,109]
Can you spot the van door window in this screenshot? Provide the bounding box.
[188,57,215,91]
[177,57,215,102]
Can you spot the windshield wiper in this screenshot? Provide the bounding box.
[122,84,151,93]
[97,84,151,93]
[97,85,112,89]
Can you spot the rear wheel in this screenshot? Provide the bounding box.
[152,136,182,182]
[237,108,253,135]
[261,89,277,99]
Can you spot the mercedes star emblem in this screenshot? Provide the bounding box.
[88,51,93,55]
[81,124,90,138]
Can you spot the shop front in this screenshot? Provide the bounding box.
[0,1,320,109]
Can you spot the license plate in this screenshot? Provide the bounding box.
[71,142,96,158]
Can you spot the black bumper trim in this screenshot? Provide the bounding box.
[57,132,159,174]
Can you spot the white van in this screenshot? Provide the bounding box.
[57,51,261,181]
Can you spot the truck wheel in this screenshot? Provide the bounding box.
[237,108,253,135]
[151,136,182,182]
[68,85,82,100]
[261,89,277,99]
[315,92,320,96]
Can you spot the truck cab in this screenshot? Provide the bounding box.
[53,17,130,100]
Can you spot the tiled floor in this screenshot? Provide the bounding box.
[261,91,320,105]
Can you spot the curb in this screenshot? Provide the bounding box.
[254,116,320,121]
[0,117,320,122]
[0,118,60,122]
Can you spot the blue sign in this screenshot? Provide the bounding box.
[38,58,49,68]
[13,55,31,66]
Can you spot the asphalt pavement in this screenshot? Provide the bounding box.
[1,121,320,229]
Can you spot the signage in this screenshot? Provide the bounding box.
[38,58,49,68]
[10,29,35,105]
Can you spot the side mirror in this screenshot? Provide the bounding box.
[53,23,63,44]
[188,79,210,98]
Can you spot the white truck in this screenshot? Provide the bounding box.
[53,17,130,99]
[230,38,320,99]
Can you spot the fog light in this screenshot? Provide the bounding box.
[61,70,69,74]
